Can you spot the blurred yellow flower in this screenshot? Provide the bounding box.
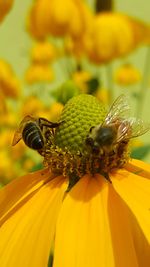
[114,63,141,85]
[27,0,93,39]
[48,102,64,121]
[11,142,27,161]
[0,0,14,22]
[0,59,20,98]
[64,36,85,59]
[21,97,62,125]
[0,150,15,183]
[84,12,150,64]
[72,70,92,93]
[31,41,57,64]
[126,15,150,45]
[0,112,17,127]
[0,130,14,149]
[95,87,109,105]
[23,158,35,172]
[21,96,45,117]
[0,91,7,114]
[25,63,54,84]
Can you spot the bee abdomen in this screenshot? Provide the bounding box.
[22,122,44,150]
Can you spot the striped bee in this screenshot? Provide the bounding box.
[12,115,61,151]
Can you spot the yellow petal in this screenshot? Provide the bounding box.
[0,175,67,267]
[111,169,150,244]
[0,169,54,224]
[53,174,142,267]
[126,158,150,179]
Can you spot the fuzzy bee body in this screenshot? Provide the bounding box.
[22,122,44,150]
[12,115,62,151]
[86,95,150,153]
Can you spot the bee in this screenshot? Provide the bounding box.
[86,94,150,153]
[12,115,61,151]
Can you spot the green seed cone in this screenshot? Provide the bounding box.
[55,94,107,152]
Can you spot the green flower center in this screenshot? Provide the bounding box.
[42,94,130,190]
[55,94,107,153]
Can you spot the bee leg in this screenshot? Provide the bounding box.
[66,173,80,192]
[39,117,63,128]
[101,171,112,183]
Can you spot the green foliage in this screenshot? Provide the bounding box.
[53,80,80,105]
[131,145,150,160]
[31,163,43,172]
[86,77,100,94]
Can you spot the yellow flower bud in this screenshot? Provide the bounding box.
[25,64,54,84]
[0,0,14,23]
[31,41,57,64]
[0,59,20,99]
[83,12,150,64]
[114,63,141,86]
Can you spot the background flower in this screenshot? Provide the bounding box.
[0,0,14,22]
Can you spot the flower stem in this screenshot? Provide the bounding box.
[136,46,150,118]
[106,63,114,105]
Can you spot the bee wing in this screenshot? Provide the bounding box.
[128,117,150,138]
[116,120,131,143]
[12,115,34,146]
[116,117,150,143]
[105,94,130,125]
[12,130,22,146]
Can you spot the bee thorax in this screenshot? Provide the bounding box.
[96,127,116,146]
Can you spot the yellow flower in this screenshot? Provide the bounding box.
[125,15,150,45]
[72,70,92,93]
[64,36,85,59]
[0,150,16,184]
[21,96,45,117]
[0,130,14,149]
[11,142,27,161]
[21,97,59,121]
[27,0,93,39]
[27,0,49,40]
[0,91,7,114]
[95,87,109,105]
[0,60,20,98]
[0,94,150,266]
[31,41,57,64]
[23,158,35,172]
[0,0,14,23]
[84,12,150,64]
[114,63,141,86]
[0,112,17,128]
[25,63,54,84]
[48,102,64,121]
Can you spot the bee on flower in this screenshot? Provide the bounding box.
[12,115,62,152]
[0,94,150,267]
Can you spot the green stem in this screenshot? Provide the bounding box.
[136,46,150,117]
[106,63,114,105]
